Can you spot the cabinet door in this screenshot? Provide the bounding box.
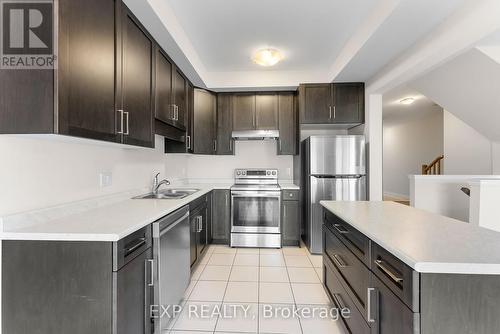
[173,68,187,128]
[232,93,256,130]
[212,190,231,243]
[197,204,208,257]
[299,84,332,124]
[58,0,118,142]
[186,83,194,152]
[282,200,300,246]
[193,88,216,154]
[333,83,364,124]
[121,9,154,148]
[116,248,153,334]
[255,93,278,130]
[216,94,234,155]
[370,275,416,334]
[277,93,297,155]
[190,211,198,267]
[154,48,173,125]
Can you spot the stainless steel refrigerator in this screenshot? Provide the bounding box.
[302,135,366,254]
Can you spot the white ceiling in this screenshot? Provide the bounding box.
[165,0,378,73]
[336,0,465,82]
[139,0,468,89]
[383,85,441,123]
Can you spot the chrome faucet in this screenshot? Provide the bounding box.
[152,173,170,195]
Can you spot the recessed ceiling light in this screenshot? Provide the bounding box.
[252,48,283,67]
[400,97,415,105]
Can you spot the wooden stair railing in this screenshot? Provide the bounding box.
[422,155,444,175]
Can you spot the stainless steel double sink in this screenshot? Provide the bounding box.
[133,189,199,200]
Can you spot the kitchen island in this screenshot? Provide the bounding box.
[320,200,500,334]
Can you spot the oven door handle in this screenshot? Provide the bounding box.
[231,191,281,198]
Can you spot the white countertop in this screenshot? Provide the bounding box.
[320,201,500,275]
[0,184,231,242]
[0,181,299,242]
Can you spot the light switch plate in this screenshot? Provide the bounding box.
[99,172,112,188]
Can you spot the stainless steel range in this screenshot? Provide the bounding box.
[230,168,281,248]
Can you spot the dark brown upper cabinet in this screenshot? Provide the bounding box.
[0,0,154,148]
[232,93,256,131]
[233,93,279,131]
[154,48,173,125]
[119,6,154,148]
[193,88,216,154]
[255,93,278,130]
[333,83,365,123]
[277,92,298,155]
[154,48,187,131]
[299,84,332,124]
[173,68,187,128]
[299,82,364,126]
[216,94,234,155]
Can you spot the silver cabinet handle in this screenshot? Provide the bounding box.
[147,259,154,287]
[199,216,203,232]
[333,223,349,234]
[332,254,347,268]
[375,260,403,284]
[117,109,124,134]
[124,111,130,135]
[225,193,229,205]
[332,293,347,310]
[214,140,217,152]
[329,106,332,119]
[333,105,336,119]
[186,135,191,150]
[279,140,282,152]
[229,139,233,151]
[175,105,179,120]
[367,288,377,323]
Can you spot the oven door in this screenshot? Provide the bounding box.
[231,191,281,234]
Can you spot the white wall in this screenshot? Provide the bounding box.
[443,110,496,174]
[166,140,294,182]
[383,110,443,198]
[0,135,167,216]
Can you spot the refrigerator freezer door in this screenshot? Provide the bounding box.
[306,175,366,254]
[308,135,366,176]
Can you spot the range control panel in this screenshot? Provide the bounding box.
[235,169,278,178]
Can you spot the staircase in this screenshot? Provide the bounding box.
[422,155,444,175]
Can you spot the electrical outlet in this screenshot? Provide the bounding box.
[99,172,112,188]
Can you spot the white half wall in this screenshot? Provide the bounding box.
[383,110,443,198]
[0,135,167,216]
[443,110,495,174]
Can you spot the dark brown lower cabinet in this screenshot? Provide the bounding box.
[323,210,500,334]
[281,190,300,246]
[370,275,416,334]
[190,194,210,267]
[212,189,231,244]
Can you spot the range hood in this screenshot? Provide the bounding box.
[232,130,279,140]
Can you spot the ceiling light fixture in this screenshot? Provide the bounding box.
[252,48,283,67]
[400,97,415,105]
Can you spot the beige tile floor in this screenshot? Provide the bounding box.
[165,244,346,334]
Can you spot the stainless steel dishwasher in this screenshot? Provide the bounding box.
[152,205,191,332]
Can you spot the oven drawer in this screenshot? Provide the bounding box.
[324,224,370,321]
